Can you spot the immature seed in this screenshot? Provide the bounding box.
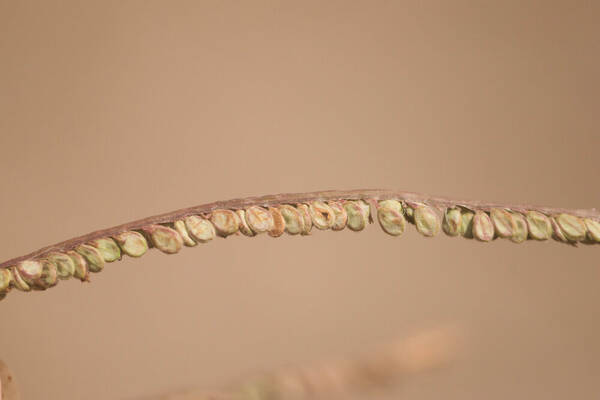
[0,269,11,293]
[459,210,474,238]
[67,250,89,281]
[525,211,552,241]
[210,209,240,237]
[344,201,369,232]
[33,260,58,290]
[76,244,106,272]
[16,260,43,284]
[279,205,304,235]
[442,208,462,237]
[268,207,286,237]
[510,212,528,243]
[414,205,441,237]
[555,213,587,242]
[328,201,348,231]
[245,206,274,234]
[10,267,30,292]
[550,217,569,243]
[113,231,149,257]
[309,201,335,230]
[377,200,406,236]
[89,238,121,262]
[47,252,75,280]
[296,204,313,235]
[490,209,515,239]
[472,211,494,242]
[142,225,183,254]
[184,215,216,243]
[235,210,255,237]
[174,220,197,246]
[584,218,600,242]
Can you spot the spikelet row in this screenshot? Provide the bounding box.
[1,199,598,301]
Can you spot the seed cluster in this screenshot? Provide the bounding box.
[1,198,598,302]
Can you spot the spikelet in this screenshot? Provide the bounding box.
[414,205,441,237]
[344,201,370,232]
[328,201,348,231]
[472,211,494,242]
[279,205,304,235]
[113,231,149,257]
[141,225,183,254]
[377,200,406,236]
[89,238,122,262]
[442,208,462,237]
[245,206,274,234]
[210,209,240,237]
[309,201,336,230]
[268,207,286,237]
[47,252,75,280]
[184,215,216,243]
[174,220,197,246]
[75,245,105,272]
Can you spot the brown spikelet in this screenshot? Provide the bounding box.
[268,207,286,237]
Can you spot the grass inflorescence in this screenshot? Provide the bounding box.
[0,189,598,302]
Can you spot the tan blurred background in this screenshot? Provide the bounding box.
[1,1,599,399]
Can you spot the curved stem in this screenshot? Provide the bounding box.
[1,189,598,269]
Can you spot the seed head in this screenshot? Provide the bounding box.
[210,209,241,237]
[33,260,58,290]
[10,267,30,292]
[235,210,255,237]
[184,215,216,243]
[76,244,105,272]
[0,269,11,293]
[377,200,406,236]
[16,260,43,284]
[245,206,274,234]
[268,207,286,237]
[472,211,494,242]
[509,212,528,243]
[309,201,335,230]
[67,250,90,281]
[89,238,122,262]
[344,200,369,232]
[296,204,313,235]
[525,211,552,240]
[142,225,183,254]
[490,209,515,239]
[278,205,304,235]
[584,218,600,242]
[555,213,587,242]
[113,231,149,257]
[47,252,75,280]
[328,201,348,231]
[442,208,462,237]
[414,205,441,237]
[174,220,197,246]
